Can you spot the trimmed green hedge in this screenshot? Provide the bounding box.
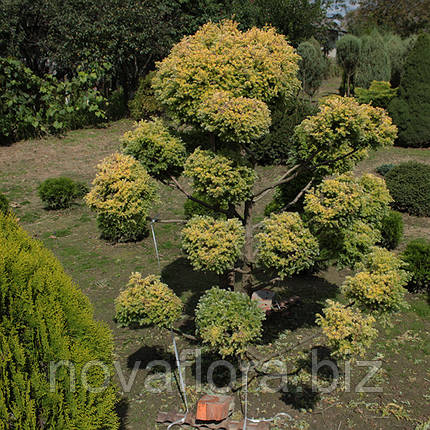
[0,212,119,429]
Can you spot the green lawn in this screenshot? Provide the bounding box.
[0,119,429,430]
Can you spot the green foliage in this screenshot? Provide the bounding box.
[355,81,398,109]
[128,73,162,120]
[388,33,430,147]
[250,98,317,165]
[376,163,395,176]
[297,40,326,98]
[106,87,128,121]
[402,238,430,292]
[183,193,227,220]
[0,58,107,143]
[122,118,187,180]
[181,216,245,274]
[0,193,9,214]
[184,148,256,205]
[197,91,272,144]
[304,174,392,268]
[292,96,398,177]
[342,247,410,313]
[195,287,265,358]
[385,161,430,216]
[153,20,300,136]
[355,31,391,89]
[256,212,319,279]
[38,177,88,210]
[115,273,183,328]
[316,300,377,359]
[336,35,361,96]
[383,33,413,87]
[380,210,404,250]
[85,153,158,242]
[0,212,119,429]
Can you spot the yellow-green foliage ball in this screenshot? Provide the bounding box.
[316,300,377,359]
[342,247,410,313]
[184,148,256,205]
[195,287,265,358]
[115,273,183,328]
[85,153,158,242]
[122,118,187,180]
[293,96,397,175]
[256,212,319,279]
[181,216,245,274]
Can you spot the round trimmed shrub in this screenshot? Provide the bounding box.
[85,153,158,242]
[402,238,430,292]
[380,210,404,250]
[115,273,183,328]
[0,192,9,214]
[38,177,89,209]
[385,162,430,216]
[195,287,265,358]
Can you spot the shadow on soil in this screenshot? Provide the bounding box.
[127,345,176,370]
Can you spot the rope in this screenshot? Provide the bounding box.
[167,330,189,429]
[242,364,293,429]
[150,218,161,272]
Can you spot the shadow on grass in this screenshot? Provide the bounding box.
[260,274,339,344]
[127,345,175,370]
[116,397,129,430]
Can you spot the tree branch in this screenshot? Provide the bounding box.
[279,179,314,212]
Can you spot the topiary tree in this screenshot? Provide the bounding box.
[103,21,399,359]
[0,212,119,429]
[388,33,430,147]
[355,81,398,109]
[297,40,326,99]
[336,34,362,96]
[355,31,391,89]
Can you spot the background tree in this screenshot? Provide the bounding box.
[355,30,391,89]
[297,40,327,98]
[388,33,430,147]
[336,34,361,96]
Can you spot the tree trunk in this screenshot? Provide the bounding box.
[219,270,236,290]
[240,200,254,294]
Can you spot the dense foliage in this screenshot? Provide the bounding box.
[402,239,430,292]
[195,287,265,358]
[376,163,395,177]
[355,31,391,89]
[0,212,118,428]
[380,210,404,250]
[304,174,392,268]
[182,216,245,275]
[385,162,430,217]
[128,73,163,120]
[388,33,430,148]
[355,81,397,109]
[38,177,88,209]
[0,192,9,214]
[115,273,183,328]
[256,212,319,278]
[122,118,187,181]
[0,58,107,144]
[336,35,361,96]
[85,153,158,242]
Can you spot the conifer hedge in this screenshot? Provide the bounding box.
[0,212,119,429]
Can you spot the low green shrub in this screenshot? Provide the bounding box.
[128,72,162,120]
[380,210,404,249]
[385,162,430,216]
[0,212,119,428]
[402,238,430,292]
[0,193,9,214]
[38,177,89,209]
[355,81,398,109]
[106,87,128,121]
[195,287,265,358]
[376,163,395,176]
[115,273,183,328]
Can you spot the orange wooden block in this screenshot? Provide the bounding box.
[195,395,233,422]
